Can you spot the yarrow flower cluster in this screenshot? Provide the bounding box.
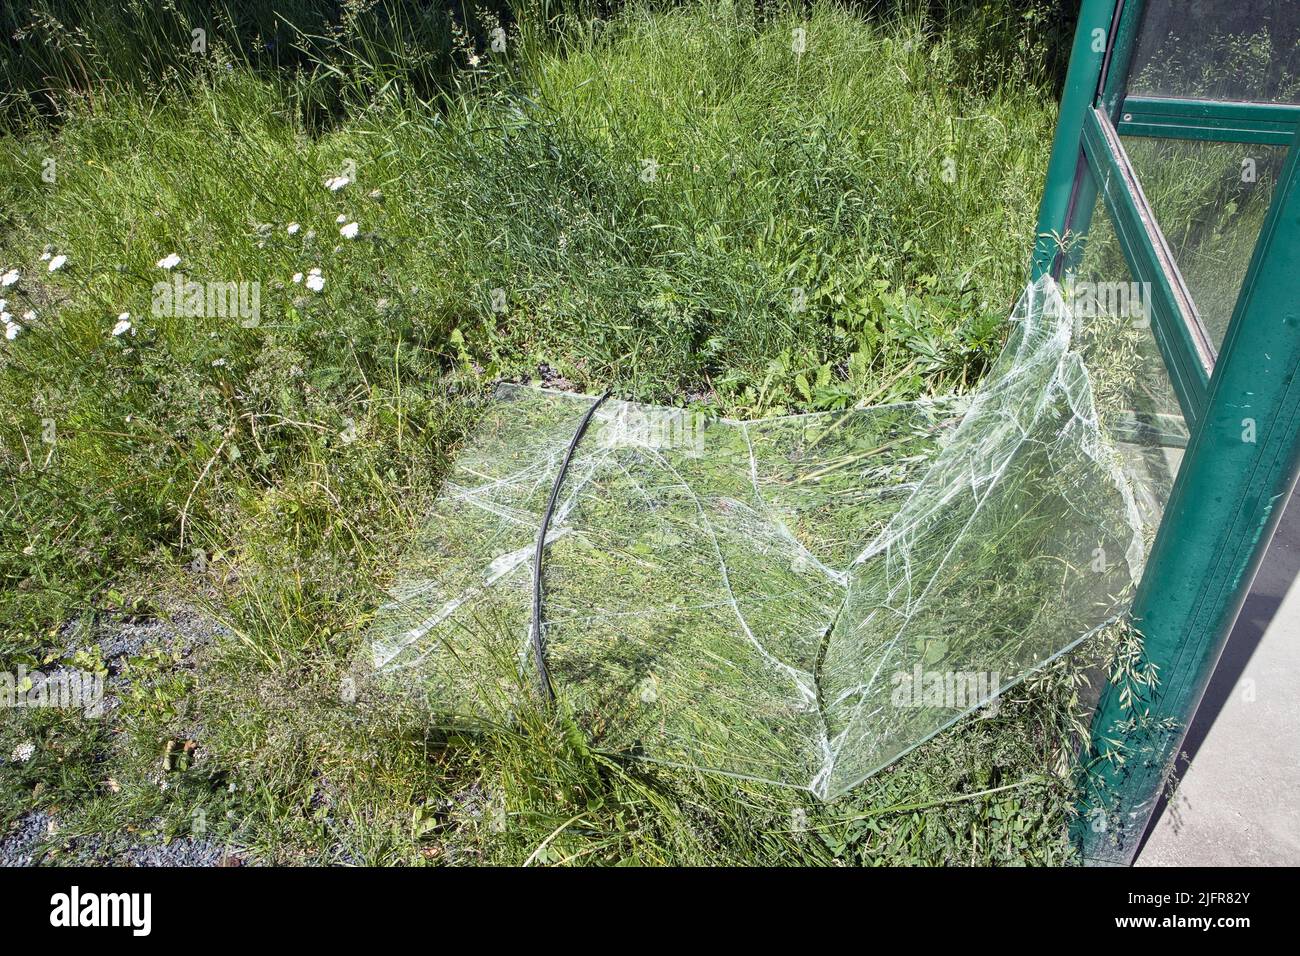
[2,301,17,341]
[0,298,32,341]
[292,268,325,292]
[1,164,374,354]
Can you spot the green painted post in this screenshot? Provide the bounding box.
[1077,131,1300,864]
[1031,0,1118,279]
[1097,0,1146,119]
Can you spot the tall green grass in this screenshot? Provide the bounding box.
[0,0,467,128]
[1,1,1076,128]
[0,2,1098,865]
[1,1,1056,626]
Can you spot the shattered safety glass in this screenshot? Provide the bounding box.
[371,276,1175,798]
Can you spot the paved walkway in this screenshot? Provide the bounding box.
[1136,494,1300,866]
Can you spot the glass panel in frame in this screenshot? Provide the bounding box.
[1126,0,1300,105]
[1065,184,1188,527]
[1120,136,1287,350]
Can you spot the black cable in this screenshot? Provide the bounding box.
[531,390,611,702]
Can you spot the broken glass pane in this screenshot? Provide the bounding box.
[371,277,1158,798]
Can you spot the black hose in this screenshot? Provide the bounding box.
[531,390,611,702]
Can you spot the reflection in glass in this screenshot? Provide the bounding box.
[1121,137,1284,350]
[1127,0,1300,105]
[1066,191,1186,527]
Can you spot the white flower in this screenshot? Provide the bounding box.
[157,252,181,270]
[287,222,301,235]
[22,310,35,321]
[2,269,20,287]
[291,272,303,284]
[0,310,10,324]
[335,213,347,224]
[40,251,51,261]
[0,299,5,311]
[212,358,227,367]
[305,268,325,292]
[10,742,35,763]
[325,175,351,192]
[47,254,67,272]
[112,313,132,337]
[340,222,359,239]
[4,323,19,341]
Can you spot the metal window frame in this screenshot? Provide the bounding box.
[1080,107,1212,424]
[1118,96,1300,145]
[1078,134,1300,864]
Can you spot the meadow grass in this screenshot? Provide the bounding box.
[0,1,1114,865]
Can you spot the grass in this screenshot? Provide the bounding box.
[1122,135,1283,348]
[0,0,1127,865]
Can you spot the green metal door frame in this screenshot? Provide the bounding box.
[1032,0,1300,864]
[1030,0,1117,278]
[1117,97,1300,145]
[1080,106,1212,423]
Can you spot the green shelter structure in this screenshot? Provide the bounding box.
[1035,0,1300,864]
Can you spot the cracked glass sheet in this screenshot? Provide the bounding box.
[371,277,1161,798]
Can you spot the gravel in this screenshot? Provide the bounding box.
[0,811,239,867]
[2,605,242,867]
[0,812,53,867]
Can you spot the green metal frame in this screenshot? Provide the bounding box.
[1095,0,1144,120]
[1118,96,1300,145]
[1031,0,1116,277]
[1080,133,1300,864]
[1080,108,1211,424]
[1032,0,1300,864]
